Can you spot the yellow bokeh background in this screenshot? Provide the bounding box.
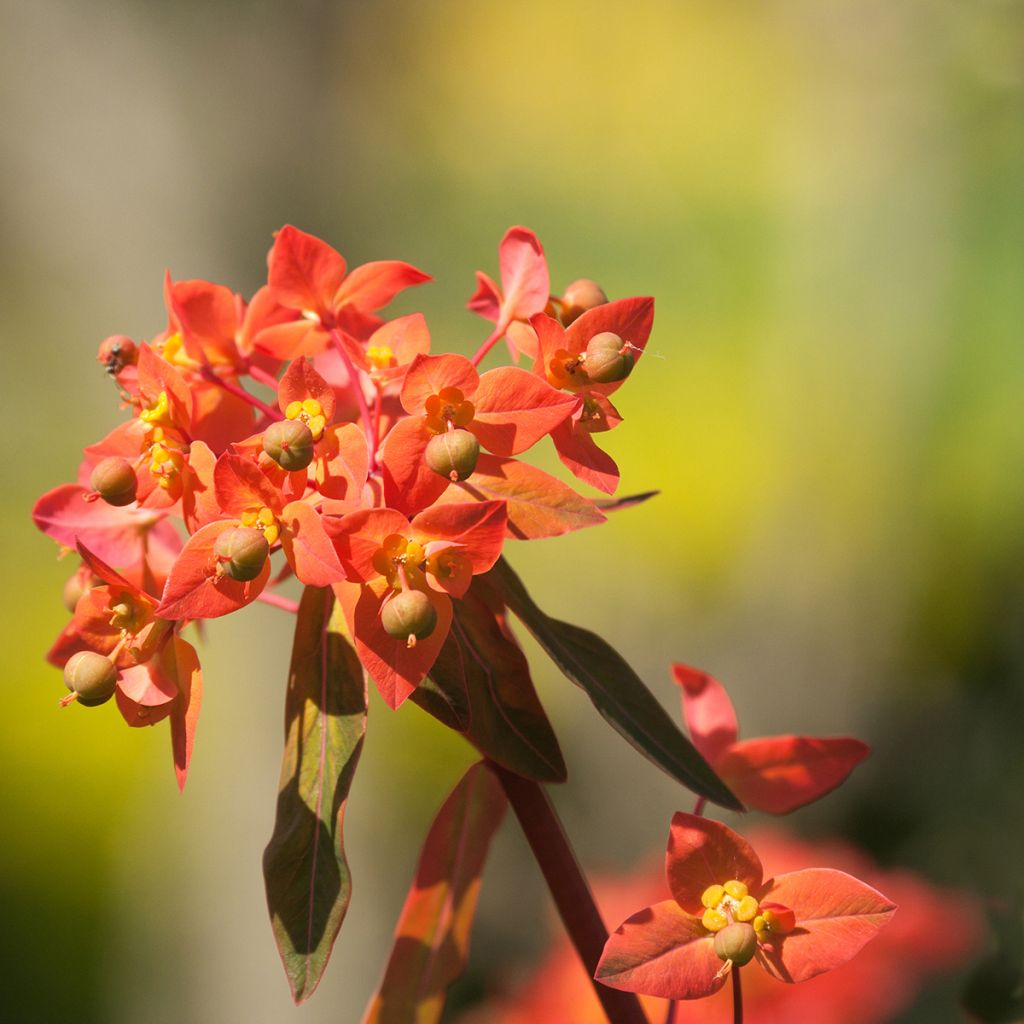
[3,1,1022,1020]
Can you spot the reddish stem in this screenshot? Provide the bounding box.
[732,966,743,1024]
[469,319,509,368]
[664,1002,677,1024]
[328,329,376,462]
[692,796,707,817]
[246,363,280,390]
[489,764,649,1024]
[200,367,282,421]
[256,591,300,614]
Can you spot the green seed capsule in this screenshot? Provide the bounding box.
[262,419,316,471]
[713,922,758,966]
[381,590,437,644]
[424,429,480,482]
[63,650,118,707]
[90,457,138,506]
[560,278,607,326]
[214,527,270,582]
[583,332,633,384]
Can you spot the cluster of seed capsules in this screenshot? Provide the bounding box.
[33,225,654,787]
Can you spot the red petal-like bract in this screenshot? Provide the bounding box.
[329,507,410,583]
[279,500,345,587]
[596,900,725,1001]
[278,356,336,422]
[411,500,508,576]
[673,663,740,765]
[164,634,203,792]
[666,813,763,914]
[334,259,432,311]
[364,762,507,1023]
[550,417,620,495]
[471,367,576,456]
[267,224,348,318]
[400,353,480,414]
[716,737,870,815]
[380,415,449,517]
[756,868,896,984]
[157,520,271,620]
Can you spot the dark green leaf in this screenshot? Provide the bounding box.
[365,762,507,1024]
[416,580,566,783]
[489,557,741,810]
[263,586,368,1003]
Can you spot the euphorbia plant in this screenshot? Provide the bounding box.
[33,225,899,1022]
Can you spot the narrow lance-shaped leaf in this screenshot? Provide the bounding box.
[364,762,507,1024]
[416,580,566,783]
[489,557,741,810]
[263,585,368,1003]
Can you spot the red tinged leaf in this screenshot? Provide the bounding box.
[32,483,160,566]
[471,368,576,456]
[335,579,453,710]
[333,259,431,312]
[716,736,871,815]
[672,663,739,765]
[364,762,507,1024]
[278,357,336,422]
[118,660,178,707]
[263,587,368,1004]
[400,354,479,415]
[420,584,566,783]
[181,439,220,531]
[115,687,174,729]
[165,276,242,368]
[279,501,345,587]
[490,559,741,810]
[157,520,271,620]
[466,271,501,322]
[380,415,449,517]
[267,225,348,317]
[756,868,897,984]
[665,813,763,914]
[163,635,203,792]
[448,455,606,540]
[496,226,550,322]
[550,417,620,495]
[594,490,659,512]
[596,900,724,1001]
[314,422,369,504]
[214,453,281,517]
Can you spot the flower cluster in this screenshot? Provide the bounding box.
[33,225,653,787]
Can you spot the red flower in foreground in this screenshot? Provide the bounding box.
[462,827,982,1024]
[596,814,895,1001]
[673,663,870,814]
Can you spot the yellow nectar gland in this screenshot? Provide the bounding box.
[145,425,187,490]
[700,880,760,934]
[424,388,474,435]
[366,344,395,371]
[240,506,280,546]
[140,390,173,429]
[284,398,326,441]
[373,534,428,590]
[754,907,795,943]
[546,348,586,390]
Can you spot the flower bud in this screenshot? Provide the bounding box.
[425,429,480,482]
[90,457,138,507]
[63,650,118,707]
[583,332,634,384]
[214,526,270,582]
[263,419,316,471]
[560,279,608,325]
[381,590,437,644]
[63,568,97,612]
[97,334,137,375]
[713,922,758,967]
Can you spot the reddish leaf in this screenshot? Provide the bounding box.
[214,453,281,517]
[364,762,507,1024]
[118,659,178,707]
[496,226,550,322]
[279,500,345,587]
[421,584,566,783]
[596,900,724,1001]
[756,868,897,984]
[157,520,271,620]
[263,586,368,1003]
[380,415,449,517]
[716,736,870,815]
[267,225,347,317]
[466,270,502,322]
[334,259,431,311]
[314,422,370,504]
[550,417,620,495]
[163,635,203,791]
[450,454,606,540]
[665,812,763,914]
[490,559,741,810]
[471,367,576,456]
[672,663,739,765]
[593,490,659,512]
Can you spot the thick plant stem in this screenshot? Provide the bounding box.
[490,764,649,1024]
[732,966,743,1024]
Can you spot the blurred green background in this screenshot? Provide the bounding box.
[3,1,1023,1020]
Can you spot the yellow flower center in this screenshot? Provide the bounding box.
[240,506,280,546]
[546,348,586,390]
[284,398,326,441]
[366,344,395,371]
[424,388,475,434]
[145,425,188,490]
[700,880,760,933]
[373,534,428,590]
[140,390,173,428]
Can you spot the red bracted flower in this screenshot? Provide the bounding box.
[157,452,344,620]
[673,663,870,815]
[596,814,895,1001]
[467,225,553,361]
[531,296,655,494]
[380,352,577,516]
[329,500,508,708]
[256,224,431,358]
